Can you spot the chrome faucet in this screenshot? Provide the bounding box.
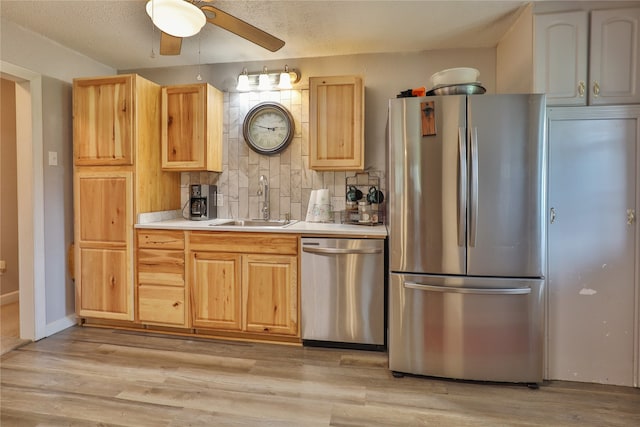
[257,175,269,220]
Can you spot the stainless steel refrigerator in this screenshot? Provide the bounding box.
[388,94,546,384]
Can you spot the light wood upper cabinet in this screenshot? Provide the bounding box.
[161,83,223,171]
[309,76,364,171]
[73,75,133,165]
[498,6,640,106]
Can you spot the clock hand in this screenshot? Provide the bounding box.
[256,125,277,131]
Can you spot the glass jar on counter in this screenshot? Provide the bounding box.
[358,201,372,223]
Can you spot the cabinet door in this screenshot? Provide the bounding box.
[309,76,364,171]
[244,254,298,336]
[162,83,223,172]
[534,11,588,106]
[73,75,133,165]
[191,252,242,330]
[74,170,133,320]
[548,110,638,386]
[590,8,640,105]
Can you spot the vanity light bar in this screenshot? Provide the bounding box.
[237,65,301,91]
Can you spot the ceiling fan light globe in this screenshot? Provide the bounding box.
[146,0,206,38]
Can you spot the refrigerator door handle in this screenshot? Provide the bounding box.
[404,281,532,295]
[458,127,467,247]
[469,126,479,247]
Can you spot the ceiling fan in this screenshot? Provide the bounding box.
[145,0,285,55]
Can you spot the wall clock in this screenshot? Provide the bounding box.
[242,102,295,155]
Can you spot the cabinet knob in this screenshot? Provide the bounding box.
[593,81,600,97]
[550,207,556,224]
[578,81,585,97]
[628,209,636,225]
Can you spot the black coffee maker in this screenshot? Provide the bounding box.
[189,184,217,220]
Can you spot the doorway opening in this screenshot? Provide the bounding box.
[1,61,48,345]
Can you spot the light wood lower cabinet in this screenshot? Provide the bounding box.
[189,231,299,338]
[136,230,188,327]
[244,254,297,335]
[191,252,242,330]
[134,229,300,341]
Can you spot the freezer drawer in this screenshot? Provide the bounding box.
[388,273,544,383]
[301,238,385,347]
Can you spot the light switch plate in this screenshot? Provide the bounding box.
[48,151,58,166]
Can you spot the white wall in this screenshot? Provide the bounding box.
[0,18,114,82]
[41,76,75,324]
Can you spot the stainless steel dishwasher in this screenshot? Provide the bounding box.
[301,237,386,350]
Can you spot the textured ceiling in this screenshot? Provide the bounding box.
[1,0,527,70]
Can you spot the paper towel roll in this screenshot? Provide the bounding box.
[316,189,330,205]
[315,189,331,222]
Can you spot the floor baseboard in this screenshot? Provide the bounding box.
[0,290,19,306]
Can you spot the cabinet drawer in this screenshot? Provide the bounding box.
[138,285,187,326]
[137,230,185,249]
[189,231,298,255]
[137,249,184,286]
[138,249,184,286]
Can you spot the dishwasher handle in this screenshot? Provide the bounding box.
[302,246,382,255]
[404,281,531,295]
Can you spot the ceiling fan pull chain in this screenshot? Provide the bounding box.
[196,32,202,81]
[149,0,156,58]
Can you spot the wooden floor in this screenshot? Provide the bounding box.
[1,327,639,426]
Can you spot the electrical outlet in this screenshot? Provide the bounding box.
[216,193,224,206]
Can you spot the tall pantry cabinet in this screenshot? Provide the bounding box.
[547,106,640,387]
[73,74,180,321]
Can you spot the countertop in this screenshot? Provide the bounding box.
[136,217,388,238]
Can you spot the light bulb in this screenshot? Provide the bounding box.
[278,65,292,89]
[258,67,271,91]
[237,74,250,91]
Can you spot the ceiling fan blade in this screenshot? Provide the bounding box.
[200,5,285,52]
[160,31,183,55]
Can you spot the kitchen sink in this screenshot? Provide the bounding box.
[209,219,296,228]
